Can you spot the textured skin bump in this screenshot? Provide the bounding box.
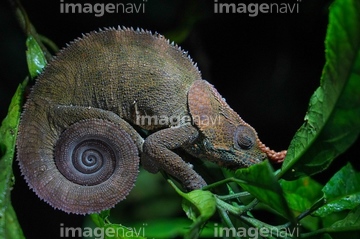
[17,27,285,214]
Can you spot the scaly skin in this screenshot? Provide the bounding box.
[18,27,286,205]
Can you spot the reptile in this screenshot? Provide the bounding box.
[17,27,286,214]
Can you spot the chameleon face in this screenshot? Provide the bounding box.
[187,80,267,169]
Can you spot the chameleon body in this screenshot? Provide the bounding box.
[17,27,286,214]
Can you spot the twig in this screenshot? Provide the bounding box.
[7,0,55,60]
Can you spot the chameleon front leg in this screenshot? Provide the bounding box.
[142,124,207,190]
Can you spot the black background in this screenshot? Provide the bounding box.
[1,0,358,238]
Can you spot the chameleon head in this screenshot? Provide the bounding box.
[188,80,281,169]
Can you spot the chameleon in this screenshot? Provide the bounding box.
[16,26,286,214]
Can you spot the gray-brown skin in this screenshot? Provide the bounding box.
[17,27,286,214]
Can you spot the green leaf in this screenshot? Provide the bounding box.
[168,180,216,239]
[133,218,214,239]
[280,177,323,231]
[90,208,209,239]
[235,161,294,221]
[330,205,360,230]
[90,210,110,227]
[280,0,360,179]
[26,35,47,78]
[90,211,146,239]
[134,218,191,239]
[280,177,323,213]
[182,190,216,222]
[103,224,146,239]
[0,80,27,239]
[314,163,360,217]
[169,181,216,223]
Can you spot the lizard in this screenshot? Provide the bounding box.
[16,26,286,214]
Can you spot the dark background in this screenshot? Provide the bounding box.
[1,0,358,238]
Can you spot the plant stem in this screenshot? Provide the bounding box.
[202,177,248,191]
[298,196,325,221]
[39,34,59,53]
[241,216,301,239]
[216,191,251,200]
[7,0,55,60]
[217,208,241,239]
[215,197,259,216]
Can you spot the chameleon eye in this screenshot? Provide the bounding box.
[234,125,256,150]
